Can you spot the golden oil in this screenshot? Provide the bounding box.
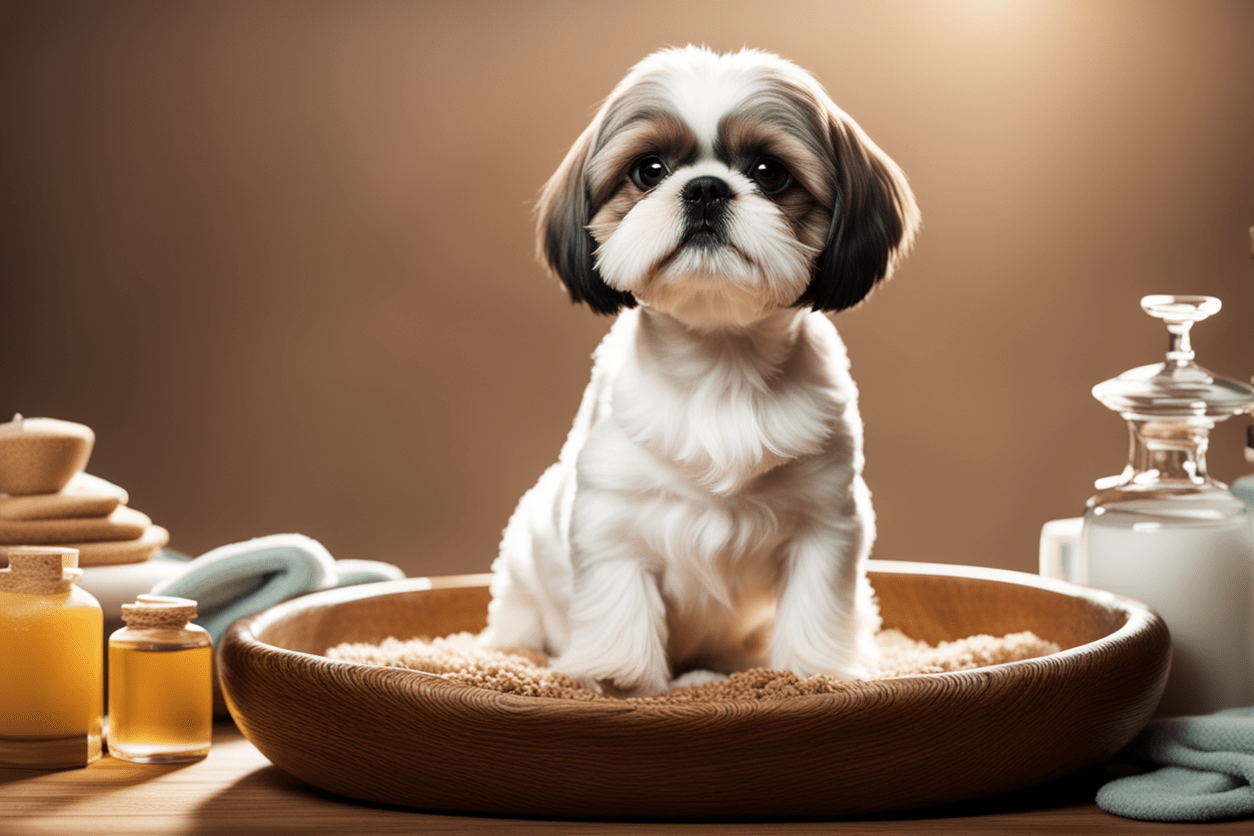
[107,595,212,763]
[0,547,103,769]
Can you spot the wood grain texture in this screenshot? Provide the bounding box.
[8,722,1254,835]
[217,562,1170,818]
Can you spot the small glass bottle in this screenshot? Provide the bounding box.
[1080,295,1254,716]
[0,546,103,769]
[107,594,212,763]
[1232,425,1254,512]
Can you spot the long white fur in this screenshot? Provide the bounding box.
[481,46,898,697]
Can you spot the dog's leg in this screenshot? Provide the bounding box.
[480,462,575,655]
[770,476,880,679]
[480,562,548,653]
[550,558,671,697]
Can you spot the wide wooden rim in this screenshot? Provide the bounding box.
[227,560,1162,716]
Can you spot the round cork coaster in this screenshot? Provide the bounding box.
[65,472,129,504]
[1,525,170,568]
[0,492,121,522]
[0,505,151,546]
[67,525,170,567]
[0,472,128,521]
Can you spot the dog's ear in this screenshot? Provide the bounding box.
[534,123,637,316]
[796,115,919,313]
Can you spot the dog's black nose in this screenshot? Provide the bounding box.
[681,176,731,205]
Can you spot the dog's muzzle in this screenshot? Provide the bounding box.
[680,176,731,248]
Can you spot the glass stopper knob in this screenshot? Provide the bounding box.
[1140,294,1221,363]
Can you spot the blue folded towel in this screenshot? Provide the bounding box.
[150,533,405,643]
[1097,705,1254,822]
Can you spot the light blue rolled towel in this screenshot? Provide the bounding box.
[150,533,404,643]
[1097,705,1254,822]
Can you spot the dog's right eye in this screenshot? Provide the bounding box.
[750,157,792,196]
[630,156,670,191]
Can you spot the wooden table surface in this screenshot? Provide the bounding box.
[1,721,1248,835]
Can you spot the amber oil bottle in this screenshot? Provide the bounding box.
[0,546,103,769]
[107,594,212,763]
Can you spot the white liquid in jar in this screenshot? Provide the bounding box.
[1082,513,1254,716]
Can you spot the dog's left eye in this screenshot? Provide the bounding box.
[750,158,792,196]
[630,155,670,191]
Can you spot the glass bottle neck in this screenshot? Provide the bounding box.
[1087,416,1247,523]
[1121,418,1212,488]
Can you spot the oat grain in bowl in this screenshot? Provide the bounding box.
[326,628,1062,703]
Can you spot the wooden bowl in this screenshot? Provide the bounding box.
[218,561,1169,818]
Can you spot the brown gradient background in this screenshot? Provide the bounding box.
[2,0,1252,579]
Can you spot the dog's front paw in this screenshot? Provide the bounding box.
[550,652,671,698]
[770,645,869,681]
[669,669,728,690]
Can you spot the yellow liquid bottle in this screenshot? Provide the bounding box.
[0,547,104,769]
[107,595,212,763]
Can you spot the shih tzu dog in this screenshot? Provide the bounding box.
[481,46,919,697]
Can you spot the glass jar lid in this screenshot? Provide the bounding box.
[1091,295,1254,420]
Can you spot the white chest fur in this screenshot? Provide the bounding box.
[484,306,876,694]
[600,306,854,493]
[572,309,862,663]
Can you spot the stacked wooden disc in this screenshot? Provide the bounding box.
[0,415,169,568]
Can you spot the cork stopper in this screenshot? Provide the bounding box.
[0,546,80,594]
[121,594,198,628]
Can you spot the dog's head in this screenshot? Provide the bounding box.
[535,46,919,329]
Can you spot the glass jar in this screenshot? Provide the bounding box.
[1080,295,1254,716]
[0,547,103,768]
[107,594,212,763]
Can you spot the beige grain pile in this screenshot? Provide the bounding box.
[326,628,1061,703]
